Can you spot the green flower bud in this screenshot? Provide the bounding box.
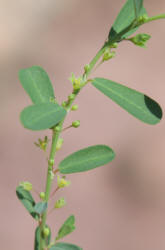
[71,104,78,111]
[138,14,149,23]
[55,126,61,132]
[68,94,75,101]
[40,192,45,200]
[19,181,32,191]
[54,197,66,209]
[84,64,90,73]
[61,101,67,107]
[110,42,118,48]
[57,175,71,188]
[56,138,64,151]
[103,49,116,61]
[72,120,80,128]
[43,227,50,238]
[129,33,151,48]
[48,159,54,166]
[48,170,55,180]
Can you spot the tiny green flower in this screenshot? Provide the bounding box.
[57,175,71,188]
[71,104,78,111]
[129,33,151,48]
[43,227,50,237]
[54,197,66,208]
[40,192,45,200]
[56,138,64,151]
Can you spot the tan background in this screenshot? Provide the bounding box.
[1,0,165,249]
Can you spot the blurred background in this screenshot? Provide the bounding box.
[1,0,165,249]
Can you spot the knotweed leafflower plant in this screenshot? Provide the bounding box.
[16,1,165,249]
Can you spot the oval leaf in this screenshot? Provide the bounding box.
[20,103,67,130]
[92,78,162,125]
[59,145,115,174]
[34,202,47,215]
[34,226,51,250]
[50,242,82,250]
[19,66,55,104]
[108,0,147,42]
[16,186,39,220]
[56,215,75,241]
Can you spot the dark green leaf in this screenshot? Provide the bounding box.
[20,103,66,130]
[16,186,39,220]
[92,78,162,125]
[50,242,82,250]
[34,226,51,250]
[19,66,55,104]
[56,215,75,241]
[34,202,47,215]
[108,0,147,42]
[59,145,115,174]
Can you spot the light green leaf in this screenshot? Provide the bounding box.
[20,103,66,131]
[34,202,47,215]
[59,145,115,174]
[19,66,55,104]
[56,215,75,241]
[50,242,82,250]
[108,0,147,42]
[34,226,51,250]
[16,186,39,220]
[92,78,162,125]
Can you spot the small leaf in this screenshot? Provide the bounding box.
[50,242,82,250]
[108,0,147,42]
[92,78,162,125]
[56,215,76,241]
[34,226,51,250]
[16,186,39,220]
[59,145,115,174]
[19,66,55,104]
[20,103,67,130]
[34,202,47,215]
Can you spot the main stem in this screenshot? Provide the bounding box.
[39,43,108,250]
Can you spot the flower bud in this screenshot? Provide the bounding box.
[54,197,66,209]
[72,120,80,128]
[55,126,61,132]
[71,104,78,111]
[110,42,118,48]
[40,192,45,200]
[103,49,116,61]
[43,227,50,238]
[19,181,32,191]
[68,94,75,101]
[129,33,151,48]
[84,64,90,73]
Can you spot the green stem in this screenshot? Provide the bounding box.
[145,14,165,23]
[39,42,108,250]
[40,119,65,249]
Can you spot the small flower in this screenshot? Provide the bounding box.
[54,197,66,208]
[57,175,71,188]
[129,33,151,48]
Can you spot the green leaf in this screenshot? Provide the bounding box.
[108,0,147,42]
[20,103,67,131]
[19,66,55,104]
[34,202,47,215]
[50,242,82,250]
[56,215,76,241]
[16,186,39,220]
[92,78,162,125]
[59,145,115,174]
[34,226,51,250]
[133,0,143,18]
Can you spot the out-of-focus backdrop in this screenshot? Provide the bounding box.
[1,0,165,249]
